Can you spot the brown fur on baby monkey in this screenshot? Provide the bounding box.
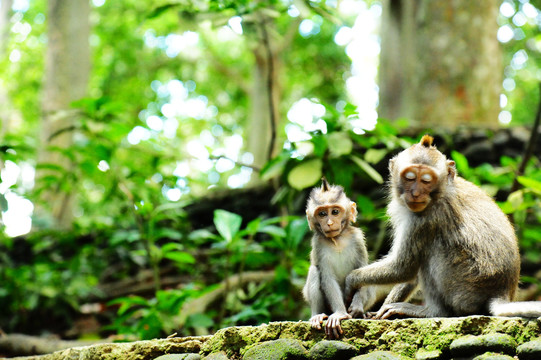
[303,178,375,338]
[345,135,541,319]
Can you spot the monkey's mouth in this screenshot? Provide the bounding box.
[324,229,341,238]
[406,201,428,212]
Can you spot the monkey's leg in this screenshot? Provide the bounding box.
[367,281,418,319]
[348,286,376,318]
[383,281,418,305]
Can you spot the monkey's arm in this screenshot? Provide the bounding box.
[383,279,418,305]
[319,267,348,313]
[303,265,326,318]
[319,267,352,338]
[345,247,420,300]
[348,286,376,318]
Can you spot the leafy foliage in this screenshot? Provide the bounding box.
[0,0,540,342]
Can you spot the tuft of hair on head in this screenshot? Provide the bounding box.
[420,134,434,148]
[321,177,330,192]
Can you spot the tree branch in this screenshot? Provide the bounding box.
[511,82,541,193]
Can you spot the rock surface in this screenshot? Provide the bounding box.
[7,316,541,360]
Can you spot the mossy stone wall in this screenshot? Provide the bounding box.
[10,316,541,360]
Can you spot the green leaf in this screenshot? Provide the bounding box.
[343,103,358,117]
[214,209,242,243]
[0,193,8,212]
[161,243,183,254]
[351,156,384,184]
[286,219,308,248]
[356,195,376,218]
[328,132,352,157]
[517,176,541,194]
[164,252,196,265]
[507,190,524,210]
[287,159,323,190]
[260,151,290,181]
[364,148,387,164]
[311,134,328,157]
[188,229,220,243]
[245,217,262,236]
[258,225,286,238]
[451,150,469,175]
[498,201,514,214]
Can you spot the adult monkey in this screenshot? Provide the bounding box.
[345,135,541,319]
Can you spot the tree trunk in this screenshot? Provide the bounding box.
[246,14,282,173]
[35,0,90,228]
[0,0,14,143]
[378,0,502,128]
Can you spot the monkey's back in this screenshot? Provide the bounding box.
[418,177,520,316]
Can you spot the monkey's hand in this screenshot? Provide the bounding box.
[326,311,351,338]
[309,313,328,330]
[370,302,427,320]
[347,302,365,319]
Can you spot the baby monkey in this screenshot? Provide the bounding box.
[303,178,375,338]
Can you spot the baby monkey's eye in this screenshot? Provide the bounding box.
[404,171,416,180]
[331,209,340,216]
[318,211,327,217]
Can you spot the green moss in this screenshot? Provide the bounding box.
[414,349,441,360]
[11,316,541,360]
[308,340,357,360]
[242,339,307,360]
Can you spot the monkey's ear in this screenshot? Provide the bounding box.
[389,158,396,172]
[350,202,358,223]
[306,209,314,230]
[447,160,456,181]
[321,177,330,192]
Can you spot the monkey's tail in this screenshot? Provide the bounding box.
[489,298,541,317]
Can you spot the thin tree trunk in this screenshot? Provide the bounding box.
[0,0,14,144]
[36,0,90,228]
[246,14,282,173]
[379,0,502,128]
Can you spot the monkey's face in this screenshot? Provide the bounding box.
[313,205,347,238]
[399,165,438,212]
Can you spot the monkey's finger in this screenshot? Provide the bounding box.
[326,318,335,337]
[373,306,391,319]
[333,323,342,338]
[366,311,378,319]
[378,308,398,320]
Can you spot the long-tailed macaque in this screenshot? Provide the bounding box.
[303,178,375,337]
[345,135,541,319]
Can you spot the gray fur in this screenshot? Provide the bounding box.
[303,226,376,316]
[346,139,541,319]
